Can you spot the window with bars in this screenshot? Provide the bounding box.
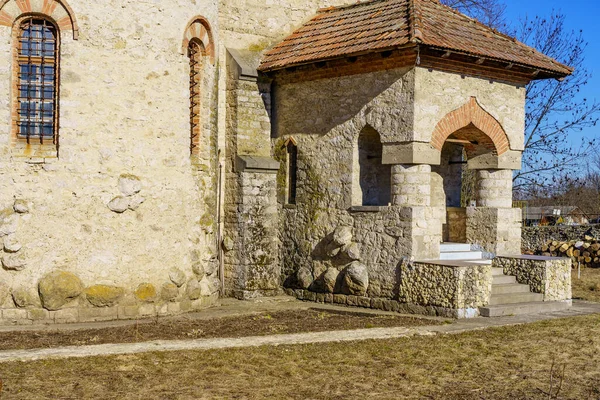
[287,141,298,204]
[188,40,204,156]
[16,18,58,145]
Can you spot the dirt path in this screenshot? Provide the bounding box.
[0,300,597,363]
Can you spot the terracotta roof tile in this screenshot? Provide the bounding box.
[259,0,572,77]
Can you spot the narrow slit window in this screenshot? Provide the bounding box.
[188,40,204,156]
[16,18,58,145]
[287,140,298,204]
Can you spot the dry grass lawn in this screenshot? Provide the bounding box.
[0,309,438,351]
[1,314,600,399]
[572,267,600,302]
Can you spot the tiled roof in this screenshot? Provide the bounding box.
[258,0,572,77]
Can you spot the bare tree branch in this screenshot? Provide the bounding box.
[440,0,507,29]
[513,13,600,192]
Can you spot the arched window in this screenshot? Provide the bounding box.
[188,39,204,156]
[15,17,58,146]
[353,126,391,206]
[286,139,298,204]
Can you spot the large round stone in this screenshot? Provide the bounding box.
[186,278,202,300]
[169,268,186,287]
[38,271,83,311]
[199,278,214,297]
[297,267,313,289]
[85,285,124,307]
[0,282,9,306]
[192,262,206,280]
[343,261,369,296]
[322,268,339,293]
[161,283,179,302]
[134,283,157,302]
[332,226,353,247]
[118,173,142,196]
[12,288,40,308]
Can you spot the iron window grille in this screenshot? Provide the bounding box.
[16,17,58,145]
[189,40,203,155]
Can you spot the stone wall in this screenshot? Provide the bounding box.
[522,225,600,252]
[413,67,526,152]
[401,261,491,318]
[0,1,222,322]
[493,255,572,301]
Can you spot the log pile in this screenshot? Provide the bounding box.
[537,234,600,268]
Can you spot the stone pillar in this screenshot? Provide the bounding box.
[224,156,281,299]
[391,164,442,260]
[391,164,431,207]
[467,169,521,256]
[474,169,513,208]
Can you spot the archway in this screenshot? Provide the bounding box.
[430,98,511,243]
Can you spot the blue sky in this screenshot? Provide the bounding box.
[505,0,600,145]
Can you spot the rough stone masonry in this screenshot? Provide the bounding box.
[0,0,572,324]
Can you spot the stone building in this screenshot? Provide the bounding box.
[0,0,572,324]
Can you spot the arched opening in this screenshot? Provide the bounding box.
[430,98,512,244]
[353,126,391,206]
[14,17,59,147]
[432,125,500,243]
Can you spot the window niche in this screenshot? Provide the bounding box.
[13,17,59,150]
[285,137,298,205]
[352,125,391,206]
[188,39,205,157]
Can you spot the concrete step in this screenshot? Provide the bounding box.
[492,267,504,276]
[480,301,571,317]
[491,283,532,295]
[440,242,471,252]
[492,275,517,285]
[439,251,483,260]
[463,259,493,265]
[488,292,544,305]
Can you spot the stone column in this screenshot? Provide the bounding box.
[225,156,281,299]
[467,169,521,256]
[474,169,513,208]
[391,164,431,207]
[391,164,441,260]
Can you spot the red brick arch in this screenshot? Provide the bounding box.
[181,16,214,64]
[430,97,510,155]
[0,0,79,39]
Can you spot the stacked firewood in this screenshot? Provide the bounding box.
[538,235,600,268]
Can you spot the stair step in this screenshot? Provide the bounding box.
[480,301,571,317]
[439,251,483,260]
[492,275,516,284]
[492,267,504,276]
[440,243,471,252]
[491,283,532,294]
[463,259,493,265]
[489,292,544,305]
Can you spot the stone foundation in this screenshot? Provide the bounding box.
[401,261,492,317]
[0,295,219,326]
[285,288,471,319]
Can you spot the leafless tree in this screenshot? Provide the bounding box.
[440,0,506,29]
[513,13,600,192]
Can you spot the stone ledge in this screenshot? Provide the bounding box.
[235,155,280,173]
[348,205,390,213]
[0,295,220,326]
[285,288,478,319]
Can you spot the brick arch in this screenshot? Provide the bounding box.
[181,16,214,64]
[431,97,510,156]
[0,0,78,39]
